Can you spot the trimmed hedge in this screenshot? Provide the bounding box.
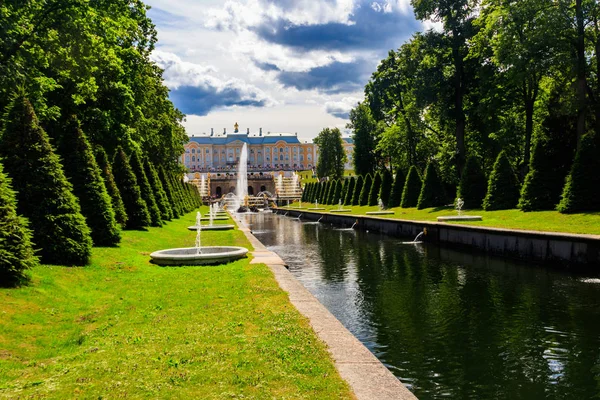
[344,177,356,205]
[557,132,600,213]
[400,166,422,208]
[351,175,364,206]
[0,97,92,266]
[359,174,372,206]
[417,163,447,209]
[0,161,38,287]
[95,146,128,227]
[379,169,393,208]
[158,166,179,218]
[389,169,405,208]
[482,151,520,211]
[457,155,486,209]
[333,180,343,205]
[57,117,121,246]
[113,147,151,229]
[145,159,173,221]
[130,151,162,227]
[368,172,382,206]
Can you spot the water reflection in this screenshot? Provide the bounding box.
[245,213,600,400]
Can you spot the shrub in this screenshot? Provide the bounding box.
[158,166,179,218]
[130,151,162,227]
[379,169,393,208]
[389,169,405,208]
[417,163,447,209]
[329,180,339,205]
[344,177,355,205]
[0,97,92,265]
[339,179,348,205]
[351,175,364,206]
[368,172,382,206]
[0,161,38,287]
[321,181,330,205]
[482,151,520,211]
[400,166,422,208]
[57,117,121,246]
[359,174,372,206]
[112,147,151,229]
[457,155,486,209]
[95,146,128,227]
[333,180,343,205]
[144,159,173,221]
[557,132,600,213]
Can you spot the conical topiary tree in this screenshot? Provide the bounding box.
[359,174,373,206]
[57,117,121,247]
[417,163,447,209]
[400,166,422,208]
[389,169,405,208]
[333,180,343,205]
[95,146,128,227]
[352,175,364,206]
[328,180,339,205]
[130,151,162,227]
[321,181,330,205]
[0,97,92,266]
[557,132,600,213]
[339,179,348,205]
[482,151,520,211]
[144,159,173,221]
[113,147,151,229]
[344,176,356,205]
[379,169,393,208]
[368,171,383,206]
[457,155,487,209]
[158,166,179,218]
[0,161,38,287]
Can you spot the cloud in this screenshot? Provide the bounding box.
[325,96,362,119]
[151,50,274,116]
[277,60,370,94]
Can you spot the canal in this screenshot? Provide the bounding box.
[243,212,600,400]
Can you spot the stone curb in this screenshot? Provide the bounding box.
[232,215,417,400]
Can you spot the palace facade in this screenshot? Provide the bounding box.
[180,127,354,172]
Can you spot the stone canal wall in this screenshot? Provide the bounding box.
[275,209,600,267]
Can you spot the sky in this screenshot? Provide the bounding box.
[145,0,435,142]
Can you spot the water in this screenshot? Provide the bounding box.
[244,213,600,400]
[195,211,202,254]
[235,143,248,210]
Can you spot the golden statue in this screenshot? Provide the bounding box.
[234,122,239,133]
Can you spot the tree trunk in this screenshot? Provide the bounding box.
[576,0,587,144]
[452,32,466,176]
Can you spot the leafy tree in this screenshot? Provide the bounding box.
[314,128,347,179]
[130,150,162,227]
[482,151,521,210]
[0,161,38,287]
[95,146,127,227]
[417,163,447,209]
[401,166,422,208]
[344,177,356,205]
[112,147,150,229]
[379,169,393,208]
[352,175,364,206]
[144,158,173,221]
[368,172,382,206]
[359,174,373,206]
[557,132,600,213]
[57,116,120,246]
[389,169,406,208]
[0,97,92,266]
[347,102,378,176]
[457,156,487,209]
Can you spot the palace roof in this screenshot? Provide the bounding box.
[187,132,303,145]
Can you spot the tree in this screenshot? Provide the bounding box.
[401,166,422,208]
[129,150,162,227]
[339,179,349,205]
[347,102,378,176]
[557,132,600,213]
[95,146,128,227]
[0,97,92,266]
[359,174,373,206]
[482,151,521,211]
[333,180,343,205]
[417,163,447,209]
[344,177,356,206]
[144,158,173,221]
[314,128,347,179]
[112,147,150,229]
[368,172,382,206]
[0,161,38,287]
[57,116,120,246]
[457,156,487,209]
[158,166,179,219]
[379,169,393,208]
[389,169,405,208]
[352,175,364,206]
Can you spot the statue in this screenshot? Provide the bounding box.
[234,122,239,133]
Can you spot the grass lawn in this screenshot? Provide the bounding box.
[0,208,353,399]
[288,203,600,236]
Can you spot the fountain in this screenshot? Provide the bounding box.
[366,197,394,215]
[235,143,249,213]
[437,197,483,222]
[402,229,426,244]
[189,204,234,231]
[308,199,325,211]
[330,199,351,213]
[151,212,248,265]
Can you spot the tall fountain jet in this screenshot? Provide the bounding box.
[235,143,249,212]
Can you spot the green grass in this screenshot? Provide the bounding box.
[288,202,600,236]
[0,208,353,399]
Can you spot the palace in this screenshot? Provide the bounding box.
[180,125,354,172]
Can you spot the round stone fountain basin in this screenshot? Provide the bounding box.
[365,211,395,215]
[330,209,352,213]
[200,217,229,221]
[150,246,248,266]
[187,225,235,231]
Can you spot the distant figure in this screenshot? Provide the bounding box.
[234,122,239,133]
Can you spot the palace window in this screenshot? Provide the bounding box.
[191,149,196,154]
[192,156,196,162]
[206,149,210,153]
[280,155,283,161]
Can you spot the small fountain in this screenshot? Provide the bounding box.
[189,204,234,231]
[330,199,351,213]
[151,212,248,265]
[366,197,394,215]
[402,229,426,244]
[308,199,325,211]
[437,197,482,222]
[236,143,249,213]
